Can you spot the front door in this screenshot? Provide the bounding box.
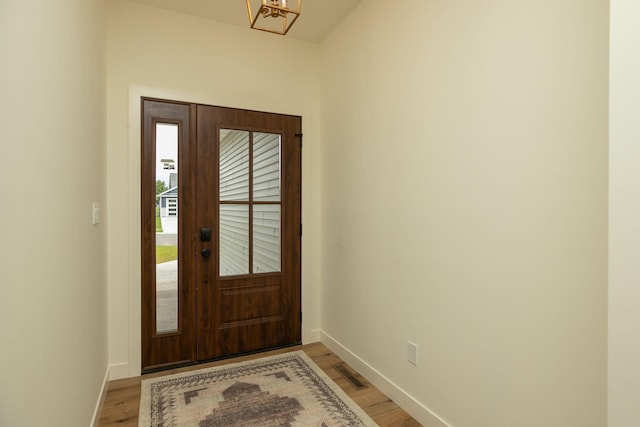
[141,99,301,372]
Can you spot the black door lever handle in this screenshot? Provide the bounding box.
[200,227,212,242]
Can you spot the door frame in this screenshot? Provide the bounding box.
[118,86,315,379]
[140,97,302,372]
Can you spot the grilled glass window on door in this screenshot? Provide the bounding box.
[219,129,281,277]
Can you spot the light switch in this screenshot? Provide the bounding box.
[92,202,100,225]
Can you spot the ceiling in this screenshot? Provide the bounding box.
[126,0,362,42]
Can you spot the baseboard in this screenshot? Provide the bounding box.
[109,362,129,381]
[319,330,451,427]
[304,328,322,344]
[91,367,110,427]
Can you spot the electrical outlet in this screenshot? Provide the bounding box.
[407,341,418,366]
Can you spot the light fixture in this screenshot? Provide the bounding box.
[246,0,302,36]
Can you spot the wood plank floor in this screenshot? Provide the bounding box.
[98,342,422,426]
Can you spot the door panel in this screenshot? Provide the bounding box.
[195,105,301,360]
[142,99,301,371]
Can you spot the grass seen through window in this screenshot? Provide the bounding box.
[156,246,177,264]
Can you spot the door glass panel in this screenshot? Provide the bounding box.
[219,205,249,276]
[155,123,179,334]
[219,129,249,201]
[253,205,281,273]
[253,132,281,202]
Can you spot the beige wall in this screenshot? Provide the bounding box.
[320,1,608,426]
[0,0,108,425]
[2,0,630,425]
[609,1,640,426]
[106,0,323,377]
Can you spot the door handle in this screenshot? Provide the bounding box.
[201,248,212,258]
[200,227,212,242]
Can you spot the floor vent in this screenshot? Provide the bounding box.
[334,364,367,390]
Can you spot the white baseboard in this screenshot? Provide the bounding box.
[304,328,322,344]
[91,367,110,427]
[109,362,129,381]
[319,330,451,427]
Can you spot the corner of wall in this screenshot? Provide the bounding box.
[91,366,111,427]
[304,328,322,344]
[109,362,130,381]
[319,330,451,427]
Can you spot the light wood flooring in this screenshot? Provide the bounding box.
[98,342,422,426]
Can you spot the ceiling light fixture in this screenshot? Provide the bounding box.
[246,0,302,35]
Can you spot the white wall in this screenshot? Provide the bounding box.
[0,0,108,426]
[106,0,323,377]
[609,1,640,426]
[320,1,608,426]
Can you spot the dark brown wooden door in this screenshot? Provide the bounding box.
[195,105,301,360]
[141,99,301,372]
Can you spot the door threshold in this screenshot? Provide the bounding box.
[141,342,302,375]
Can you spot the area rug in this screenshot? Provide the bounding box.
[139,350,379,426]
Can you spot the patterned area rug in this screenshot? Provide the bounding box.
[139,350,379,426]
